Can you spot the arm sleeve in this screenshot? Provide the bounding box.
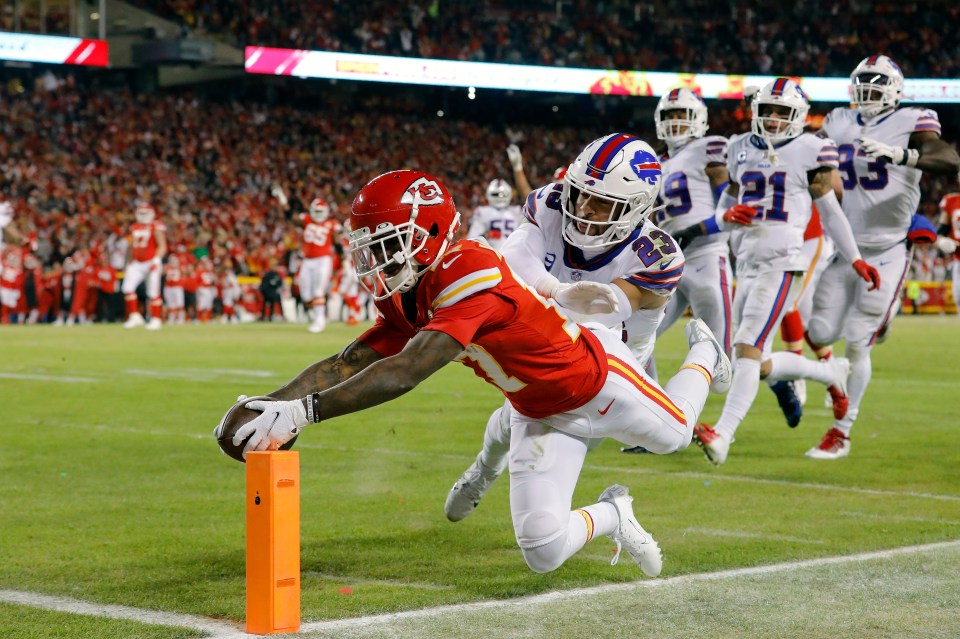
[713,189,739,231]
[498,221,556,295]
[814,190,862,262]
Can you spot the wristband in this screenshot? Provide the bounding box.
[901,148,920,168]
[310,392,322,423]
[305,396,314,423]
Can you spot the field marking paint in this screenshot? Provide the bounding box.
[838,510,960,526]
[294,540,960,636]
[5,541,959,639]
[681,527,826,544]
[303,571,456,591]
[0,590,241,636]
[0,372,100,383]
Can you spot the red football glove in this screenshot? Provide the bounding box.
[723,204,756,226]
[852,259,881,291]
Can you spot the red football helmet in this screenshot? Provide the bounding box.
[349,170,461,299]
[308,198,330,222]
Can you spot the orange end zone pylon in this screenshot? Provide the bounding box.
[246,451,301,635]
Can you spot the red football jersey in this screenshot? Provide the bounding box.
[940,193,960,259]
[358,240,607,418]
[130,221,165,262]
[302,215,342,259]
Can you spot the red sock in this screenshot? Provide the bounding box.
[804,330,833,360]
[125,295,138,317]
[780,310,804,355]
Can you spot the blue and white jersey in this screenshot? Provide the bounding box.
[726,132,839,274]
[822,106,941,251]
[466,204,524,251]
[654,135,729,259]
[521,182,685,296]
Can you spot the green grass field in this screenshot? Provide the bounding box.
[2,316,959,638]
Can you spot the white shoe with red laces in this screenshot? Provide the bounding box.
[805,427,851,460]
[693,422,731,466]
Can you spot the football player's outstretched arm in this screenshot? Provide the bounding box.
[911,131,960,175]
[808,167,880,290]
[233,330,463,455]
[268,339,386,400]
[312,329,462,421]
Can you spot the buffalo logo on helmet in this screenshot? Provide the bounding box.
[630,150,661,185]
[401,177,445,206]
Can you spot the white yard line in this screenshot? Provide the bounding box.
[0,589,241,636]
[0,372,99,383]
[4,541,960,639]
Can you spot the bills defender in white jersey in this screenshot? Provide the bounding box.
[465,179,524,250]
[803,55,960,459]
[692,78,880,466]
[652,88,734,359]
[445,133,731,521]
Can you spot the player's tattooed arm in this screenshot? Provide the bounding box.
[313,329,463,420]
[909,131,960,175]
[270,340,385,400]
[807,167,837,199]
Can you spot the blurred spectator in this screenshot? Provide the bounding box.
[123,0,960,77]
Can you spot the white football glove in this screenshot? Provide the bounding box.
[506,144,524,172]
[550,281,620,315]
[233,399,309,458]
[935,235,959,254]
[859,137,919,167]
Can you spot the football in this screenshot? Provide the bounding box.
[215,395,299,463]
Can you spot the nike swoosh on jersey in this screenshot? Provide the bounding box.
[598,398,616,415]
[441,255,463,269]
[660,258,676,270]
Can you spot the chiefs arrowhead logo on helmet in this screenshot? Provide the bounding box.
[400,177,445,206]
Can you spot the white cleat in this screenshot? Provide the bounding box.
[145,317,162,331]
[805,427,851,460]
[123,313,145,329]
[599,484,662,577]
[684,319,732,393]
[693,423,732,466]
[444,454,504,522]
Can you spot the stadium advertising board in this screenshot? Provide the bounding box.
[0,31,108,66]
[245,46,960,103]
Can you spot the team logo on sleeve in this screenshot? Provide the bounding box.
[630,150,661,185]
[401,177,445,205]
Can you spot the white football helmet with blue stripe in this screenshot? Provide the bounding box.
[850,54,904,119]
[485,179,512,209]
[655,88,709,147]
[561,133,662,249]
[751,78,810,145]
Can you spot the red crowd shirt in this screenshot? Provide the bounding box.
[358,240,607,419]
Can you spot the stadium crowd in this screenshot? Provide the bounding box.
[0,63,956,325]
[123,0,960,77]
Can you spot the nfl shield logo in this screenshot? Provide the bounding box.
[571,271,583,281]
